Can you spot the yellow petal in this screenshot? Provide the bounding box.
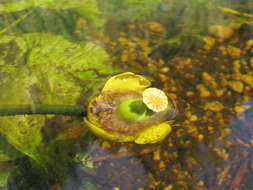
[135,122,171,144]
[86,96,101,127]
[84,117,136,142]
[102,72,151,93]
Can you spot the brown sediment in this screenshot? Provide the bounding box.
[229,159,249,190]
[91,18,253,190]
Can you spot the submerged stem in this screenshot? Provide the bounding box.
[0,104,86,116]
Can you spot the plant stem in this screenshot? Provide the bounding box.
[0,104,86,117]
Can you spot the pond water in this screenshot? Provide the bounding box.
[0,0,253,190]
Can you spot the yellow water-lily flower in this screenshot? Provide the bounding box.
[84,72,177,144]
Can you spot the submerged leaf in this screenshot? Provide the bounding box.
[0,135,22,162]
[0,0,104,27]
[0,33,117,104]
[98,0,162,21]
[0,115,45,159]
[0,163,13,188]
[0,32,118,163]
[0,0,98,11]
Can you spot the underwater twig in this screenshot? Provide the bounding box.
[220,7,253,19]
[229,159,249,190]
[0,104,86,116]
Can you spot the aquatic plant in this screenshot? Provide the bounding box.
[0,32,120,187]
[0,0,104,27]
[0,72,177,145]
[98,0,162,22]
[85,72,177,144]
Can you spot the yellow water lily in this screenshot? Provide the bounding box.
[84,72,177,144]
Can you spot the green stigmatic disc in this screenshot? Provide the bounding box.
[116,99,153,123]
